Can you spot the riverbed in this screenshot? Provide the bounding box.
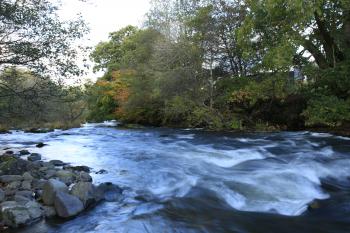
[1,122,350,233]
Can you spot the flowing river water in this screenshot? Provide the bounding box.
[1,122,350,233]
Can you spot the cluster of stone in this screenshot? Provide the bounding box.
[0,149,121,230]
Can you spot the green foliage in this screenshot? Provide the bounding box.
[85,82,117,122]
[0,0,88,76]
[0,68,87,128]
[303,95,350,127]
[87,0,350,132]
[187,107,223,130]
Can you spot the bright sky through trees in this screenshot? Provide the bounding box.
[59,0,151,80]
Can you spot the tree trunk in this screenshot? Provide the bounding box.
[314,12,345,65]
[344,10,350,51]
[302,38,329,69]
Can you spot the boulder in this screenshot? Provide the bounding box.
[95,182,123,202]
[31,179,46,190]
[55,170,76,185]
[0,201,31,228]
[15,191,34,200]
[22,172,33,181]
[0,157,31,175]
[54,191,84,218]
[95,169,108,175]
[43,206,56,218]
[21,180,31,190]
[0,201,43,228]
[36,143,47,148]
[66,165,90,173]
[0,175,23,183]
[14,195,32,204]
[27,153,41,162]
[42,179,68,206]
[43,169,57,180]
[7,181,21,190]
[78,171,92,182]
[4,151,14,155]
[0,188,5,202]
[71,182,96,207]
[19,150,30,156]
[25,128,53,134]
[49,160,67,166]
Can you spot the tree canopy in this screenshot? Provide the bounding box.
[0,0,88,76]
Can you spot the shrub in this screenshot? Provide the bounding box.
[303,95,350,127]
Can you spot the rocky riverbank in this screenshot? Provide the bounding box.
[0,147,121,230]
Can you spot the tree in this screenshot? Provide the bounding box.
[239,0,350,70]
[0,0,88,76]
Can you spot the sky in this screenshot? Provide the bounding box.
[58,0,151,82]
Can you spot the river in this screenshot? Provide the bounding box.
[1,122,350,233]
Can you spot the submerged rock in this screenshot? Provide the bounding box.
[4,151,14,155]
[96,182,123,202]
[95,169,108,175]
[19,150,30,156]
[25,128,53,134]
[36,143,47,148]
[42,179,68,206]
[54,191,84,218]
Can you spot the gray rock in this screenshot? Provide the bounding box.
[95,169,108,174]
[44,169,57,179]
[32,179,46,190]
[25,201,43,220]
[78,171,92,182]
[0,201,31,227]
[14,195,31,204]
[54,191,84,218]
[22,172,33,181]
[0,201,43,228]
[55,170,76,185]
[65,165,90,173]
[96,182,123,202]
[0,188,5,202]
[0,175,23,183]
[7,181,21,190]
[27,153,41,162]
[15,191,34,203]
[71,182,96,207]
[36,142,47,148]
[21,180,31,190]
[43,206,56,218]
[42,179,68,206]
[16,191,33,199]
[19,150,30,155]
[0,157,31,175]
[49,160,67,166]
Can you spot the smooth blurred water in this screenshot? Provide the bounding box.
[1,122,350,233]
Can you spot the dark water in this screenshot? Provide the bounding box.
[1,122,350,233]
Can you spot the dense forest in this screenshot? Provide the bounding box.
[87,0,350,132]
[1,0,350,133]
